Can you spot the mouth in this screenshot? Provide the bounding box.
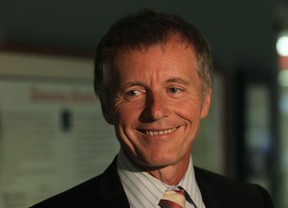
[137,127,178,136]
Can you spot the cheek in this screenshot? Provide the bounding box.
[174,99,203,121]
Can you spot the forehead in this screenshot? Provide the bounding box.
[112,39,197,72]
[110,39,200,90]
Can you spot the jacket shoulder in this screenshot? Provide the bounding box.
[30,159,129,208]
[30,174,104,207]
[194,167,274,208]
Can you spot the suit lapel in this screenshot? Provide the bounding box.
[97,157,130,208]
[194,167,221,208]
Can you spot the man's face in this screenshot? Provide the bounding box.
[102,39,211,170]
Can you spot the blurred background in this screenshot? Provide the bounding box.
[0,0,288,207]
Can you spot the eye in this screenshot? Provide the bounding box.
[168,87,183,94]
[124,88,146,100]
[125,90,140,97]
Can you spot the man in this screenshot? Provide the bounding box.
[31,10,274,208]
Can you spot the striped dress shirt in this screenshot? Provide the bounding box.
[117,150,206,208]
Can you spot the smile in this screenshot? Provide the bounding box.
[139,127,178,136]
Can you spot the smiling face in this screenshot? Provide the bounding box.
[101,38,211,171]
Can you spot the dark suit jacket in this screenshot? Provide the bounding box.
[30,158,274,208]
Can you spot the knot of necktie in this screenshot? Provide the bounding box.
[158,186,197,208]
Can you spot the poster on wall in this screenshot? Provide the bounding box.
[0,78,119,208]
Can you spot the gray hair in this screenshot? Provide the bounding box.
[94,9,213,101]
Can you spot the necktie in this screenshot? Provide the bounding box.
[159,187,186,208]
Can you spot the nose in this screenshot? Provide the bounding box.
[140,92,169,122]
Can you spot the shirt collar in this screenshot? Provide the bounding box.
[117,150,202,208]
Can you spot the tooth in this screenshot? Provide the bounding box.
[145,128,177,136]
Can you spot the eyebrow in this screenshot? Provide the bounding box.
[120,82,147,93]
[121,77,190,89]
[166,77,190,85]
[123,82,146,88]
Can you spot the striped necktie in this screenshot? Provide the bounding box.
[159,186,197,208]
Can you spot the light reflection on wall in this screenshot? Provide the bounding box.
[277,31,288,208]
[276,32,288,56]
[278,71,288,87]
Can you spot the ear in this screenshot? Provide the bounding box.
[200,88,211,119]
[99,95,114,125]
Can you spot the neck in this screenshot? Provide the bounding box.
[119,150,191,186]
[144,155,190,185]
